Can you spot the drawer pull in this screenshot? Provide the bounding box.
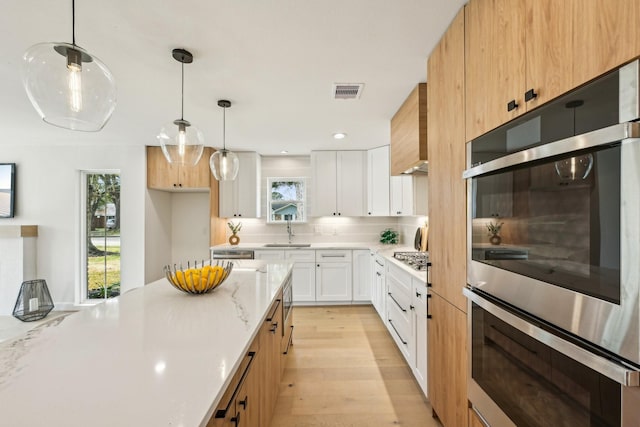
[375,260,384,267]
[238,395,248,409]
[388,319,407,345]
[507,99,518,112]
[388,292,407,312]
[427,294,432,319]
[215,351,256,419]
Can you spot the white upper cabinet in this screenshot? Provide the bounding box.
[219,152,261,218]
[367,146,390,216]
[390,175,428,217]
[311,151,366,217]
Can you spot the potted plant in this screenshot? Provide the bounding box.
[228,221,242,245]
[379,228,399,245]
[486,221,504,245]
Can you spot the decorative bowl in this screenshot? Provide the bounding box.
[164,260,234,294]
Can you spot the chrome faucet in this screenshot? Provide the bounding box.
[286,219,294,243]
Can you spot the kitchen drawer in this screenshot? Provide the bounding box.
[388,277,412,325]
[387,300,411,361]
[387,262,412,294]
[315,250,352,263]
[412,278,429,313]
[285,249,315,262]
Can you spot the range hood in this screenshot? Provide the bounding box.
[402,161,428,175]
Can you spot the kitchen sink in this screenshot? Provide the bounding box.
[263,243,312,248]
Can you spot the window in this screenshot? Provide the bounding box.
[81,172,121,301]
[267,178,306,223]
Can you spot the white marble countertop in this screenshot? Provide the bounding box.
[0,260,292,427]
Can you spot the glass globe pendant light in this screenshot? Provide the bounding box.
[210,100,240,181]
[22,0,116,131]
[157,49,204,166]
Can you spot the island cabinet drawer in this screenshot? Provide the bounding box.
[209,341,259,427]
[315,249,352,263]
[285,249,315,262]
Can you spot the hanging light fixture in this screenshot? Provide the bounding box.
[210,100,240,181]
[157,49,204,167]
[22,0,116,131]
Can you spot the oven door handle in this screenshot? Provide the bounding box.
[462,122,640,179]
[464,288,640,387]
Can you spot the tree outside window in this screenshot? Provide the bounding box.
[268,178,306,223]
[85,173,120,300]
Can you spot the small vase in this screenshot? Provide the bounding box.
[489,234,501,245]
[229,234,240,245]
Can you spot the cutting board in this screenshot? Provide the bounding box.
[420,225,428,252]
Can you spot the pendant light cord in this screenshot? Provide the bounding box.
[222,106,226,150]
[180,61,185,120]
[72,0,76,45]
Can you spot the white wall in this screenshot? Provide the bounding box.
[0,144,146,310]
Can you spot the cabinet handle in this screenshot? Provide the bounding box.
[416,291,421,298]
[231,411,240,426]
[270,321,279,333]
[238,214,242,217]
[333,213,336,216]
[173,183,177,187]
[410,304,415,311]
[375,260,384,267]
[397,211,401,215]
[338,212,341,216]
[507,99,518,112]
[214,351,256,419]
[238,395,248,409]
[376,272,382,277]
[524,88,538,102]
[178,183,182,187]
[388,292,407,312]
[317,264,320,267]
[388,319,407,345]
[426,294,432,319]
[368,212,371,215]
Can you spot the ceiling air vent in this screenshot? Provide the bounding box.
[332,83,364,100]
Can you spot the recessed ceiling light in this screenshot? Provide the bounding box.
[280,150,289,154]
[333,132,347,140]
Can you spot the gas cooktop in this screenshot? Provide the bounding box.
[393,251,431,272]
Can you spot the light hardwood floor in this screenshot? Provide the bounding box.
[270,305,443,427]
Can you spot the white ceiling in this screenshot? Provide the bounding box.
[0,0,465,155]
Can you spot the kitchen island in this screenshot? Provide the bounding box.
[0,260,292,427]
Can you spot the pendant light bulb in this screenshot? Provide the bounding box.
[210,100,240,181]
[157,49,204,167]
[22,0,116,131]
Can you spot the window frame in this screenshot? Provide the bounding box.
[78,169,121,305]
[266,177,307,223]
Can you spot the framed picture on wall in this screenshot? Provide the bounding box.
[0,163,16,218]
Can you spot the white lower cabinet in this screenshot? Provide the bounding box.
[412,278,429,397]
[253,250,285,261]
[315,250,352,302]
[285,250,316,303]
[352,250,371,302]
[372,253,386,319]
[384,260,429,398]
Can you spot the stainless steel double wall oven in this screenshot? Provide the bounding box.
[464,60,640,426]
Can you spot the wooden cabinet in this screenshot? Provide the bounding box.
[427,7,467,313]
[315,250,352,301]
[219,152,261,218]
[427,8,469,427]
[427,293,467,427]
[352,249,371,302]
[259,292,282,426]
[465,0,578,140]
[367,145,390,216]
[469,408,488,427]
[147,146,213,190]
[390,83,427,175]
[310,151,367,217]
[573,0,640,90]
[207,290,287,427]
